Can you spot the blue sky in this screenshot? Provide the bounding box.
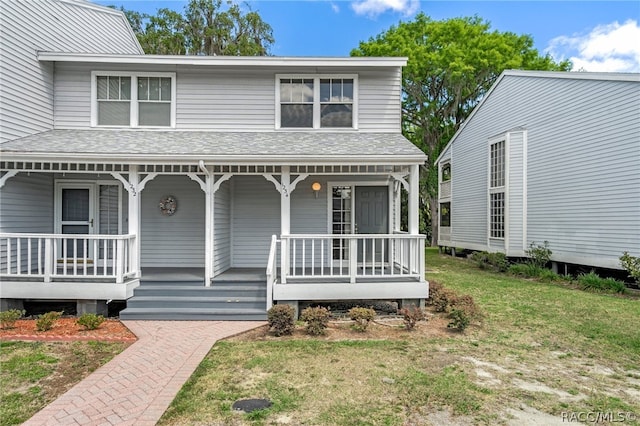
[95,0,640,72]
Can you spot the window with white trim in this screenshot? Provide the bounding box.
[277,75,357,129]
[489,139,505,239]
[92,72,175,128]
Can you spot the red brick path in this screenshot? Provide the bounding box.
[23,320,266,425]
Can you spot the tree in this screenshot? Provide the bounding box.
[351,14,571,244]
[115,0,273,55]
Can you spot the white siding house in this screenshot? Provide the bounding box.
[0,1,428,319]
[436,70,640,270]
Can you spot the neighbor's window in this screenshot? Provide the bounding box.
[489,139,506,239]
[93,72,174,127]
[441,163,451,182]
[440,202,451,227]
[277,75,356,129]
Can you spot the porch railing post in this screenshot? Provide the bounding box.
[44,237,52,283]
[349,238,357,283]
[115,238,124,284]
[281,237,288,284]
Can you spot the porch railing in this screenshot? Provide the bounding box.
[280,233,425,284]
[266,234,278,310]
[0,233,136,284]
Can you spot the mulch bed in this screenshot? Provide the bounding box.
[0,318,137,342]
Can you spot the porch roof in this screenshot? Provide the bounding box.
[1,130,427,164]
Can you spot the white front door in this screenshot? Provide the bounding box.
[56,183,95,257]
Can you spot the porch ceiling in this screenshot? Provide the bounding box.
[0,130,427,164]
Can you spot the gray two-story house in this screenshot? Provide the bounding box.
[0,0,428,319]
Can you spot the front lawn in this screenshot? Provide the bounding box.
[159,248,640,425]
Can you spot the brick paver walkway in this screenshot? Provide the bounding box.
[23,320,266,426]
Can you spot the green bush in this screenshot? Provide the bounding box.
[448,308,471,331]
[398,306,426,330]
[36,311,62,332]
[450,294,482,322]
[267,304,296,336]
[526,241,552,268]
[577,272,627,294]
[508,263,545,278]
[347,307,376,332]
[76,313,105,330]
[620,252,640,283]
[0,309,24,329]
[538,268,562,283]
[432,288,458,313]
[300,306,331,336]
[469,251,509,272]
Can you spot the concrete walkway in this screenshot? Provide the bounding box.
[24,320,266,426]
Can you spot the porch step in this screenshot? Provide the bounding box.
[119,279,268,321]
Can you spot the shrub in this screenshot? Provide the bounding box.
[526,241,552,268]
[469,251,509,272]
[538,268,562,283]
[267,304,296,336]
[508,263,545,278]
[577,272,627,294]
[36,311,62,332]
[620,252,640,283]
[448,308,471,331]
[398,306,426,330]
[76,313,105,330]
[0,309,24,329]
[427,281,444,306]
[432,288,458,313]
[450,294,482,321]
[300,306,331,336]
[347,307,376,332]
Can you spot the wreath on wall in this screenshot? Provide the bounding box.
[159,195,177,216]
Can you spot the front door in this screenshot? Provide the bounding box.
[355,186,388,262]
[57,184,95,257]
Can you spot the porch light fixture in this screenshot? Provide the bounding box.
[311,182,322,198]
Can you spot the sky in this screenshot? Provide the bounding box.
[94,0,640,72]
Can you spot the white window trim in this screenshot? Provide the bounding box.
[326,180,391,235]
[487,135,509,243]
[275,74,359,130]
[91,71,176,128]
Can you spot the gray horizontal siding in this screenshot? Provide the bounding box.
[0,0,140,142]
[53,65,402,132]
[507,131,525,255]
[214,179,231,275]
[140,175,205,268]
[0,173,54,233]
[447,74,640,268]
[231,176,280,267]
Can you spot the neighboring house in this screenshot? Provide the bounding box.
[0,1,428,320]
[436,70,640,271]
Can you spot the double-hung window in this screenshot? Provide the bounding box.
[277,75,357,129]
[92,72,175,128]
[489,139,506,239]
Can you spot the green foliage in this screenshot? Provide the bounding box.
[469,251,509,272]
[76,313,105,331]
[577,272,627,294]
[267,304,295,336]
[448,308,471,331]
[352,14,570,242]
[300,306,331,336]
[508,263,545,278]
[347,307,376,332]
[447,294,482,331]
[397,306,426,330]
[620,251,640,283]
[116,0,274,55]
[0,309,24,329]
[525,241,552,267]
[35,311,62,332]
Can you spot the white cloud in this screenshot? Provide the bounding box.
[331,2,340,13]
[547,20,640,72]
[351,0,420,18]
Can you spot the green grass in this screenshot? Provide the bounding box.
[0,341,128,426]
[159,248,640,425]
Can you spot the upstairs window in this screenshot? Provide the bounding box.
[489,139,506,239]
[277,75,357,129]
[92,72,175,128]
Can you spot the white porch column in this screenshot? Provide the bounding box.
[280,166,291,283]
[128,165,141,278]
[204,172,214,286]
[408,164,420,235]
